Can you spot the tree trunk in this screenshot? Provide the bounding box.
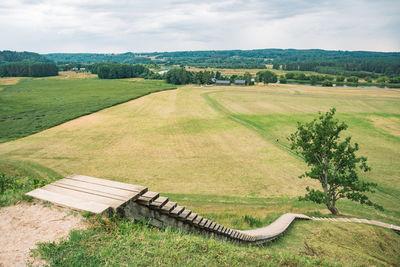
[327,205,339,215]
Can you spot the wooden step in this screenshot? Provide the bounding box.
[26,188,110,214]
[149,196,169,209]
[170,206,185,216]
[186,212,198,223]
[193,216,204,225]
[160,201,177,213]
[178,209,192,220]
[137,191,160,206]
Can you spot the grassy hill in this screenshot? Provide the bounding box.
[0,75,399,265]
[0,72,176,143]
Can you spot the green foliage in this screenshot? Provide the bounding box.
[243,72,253,85]
[389,76,400,83]
[194,70,213,84]
[364,76,373,83]
[0,50,52,64]
[0,173,49,206]
[346,76,359,83]
[285,73,295,79]
[44,52,152,65]
[288,108,383,215]
[272,62,280,70]
[165,67,194,85]
[34,217,330,266]
[279,76,287,84]
[377,76,389,84]
[0,62,58,77]
[256,70,277,84]
[95,63,150,79]
[322,81,333,87]
[0,78,176,143]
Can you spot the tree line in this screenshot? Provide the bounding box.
[0,62,58,77]
[0,50,51,64]
[165,68,257,85]
[280,59,400,77]
[92,63,155,79]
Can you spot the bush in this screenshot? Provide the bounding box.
[279,76,287,84]
[346,76,359,83]
[165,67,194,85]
[336,75,345,82]
[97,63,150,79]
[322,81,333,87]
[0,173,49,206]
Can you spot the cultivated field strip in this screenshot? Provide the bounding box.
[26,175,400,245]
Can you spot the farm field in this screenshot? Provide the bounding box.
[0,72,176,143]
[0,78,399,265]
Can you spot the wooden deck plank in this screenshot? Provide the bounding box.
[42,184,125,208]
[67,175,147,193]
[51,181,130,201]
[56,178,140,199]
[26,188,110,214]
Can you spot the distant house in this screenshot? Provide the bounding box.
[215,80,231,86]
[71,67,78,71]
[79,68,86,71]
[158,70,169,75]
[234,80,246,86]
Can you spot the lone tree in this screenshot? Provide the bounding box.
[288,108,383,215]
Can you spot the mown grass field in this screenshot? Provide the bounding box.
[0,72,176,143]
[0,77,399,265]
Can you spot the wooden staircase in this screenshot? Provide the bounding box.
[26,175,400,245]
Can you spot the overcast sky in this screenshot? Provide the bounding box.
[0,0,399,53]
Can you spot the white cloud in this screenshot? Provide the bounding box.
[0,0,398,53]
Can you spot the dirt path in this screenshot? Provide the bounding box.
[0,201,87,266]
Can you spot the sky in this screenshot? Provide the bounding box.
[0,0,399,53]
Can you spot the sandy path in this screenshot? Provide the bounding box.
[0,201,87,267]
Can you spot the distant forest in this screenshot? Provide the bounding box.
[45,52,152,65]
[44,49,400,76]
[0,51,58,77]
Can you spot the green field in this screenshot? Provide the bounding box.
[0,73,176,143]
[1,77,399,265]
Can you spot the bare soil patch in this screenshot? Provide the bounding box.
[0,201,87,267]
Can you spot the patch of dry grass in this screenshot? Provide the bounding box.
[0,77,23,90]
[54,71,98,79]
[369,115,400,137]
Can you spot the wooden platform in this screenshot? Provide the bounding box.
[26,175,147,214]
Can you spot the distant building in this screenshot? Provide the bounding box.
[79,68,86,71]
[71,67,78,71]
[234,80,246,86]
[215,80,231,86]
[158,70,169,75]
